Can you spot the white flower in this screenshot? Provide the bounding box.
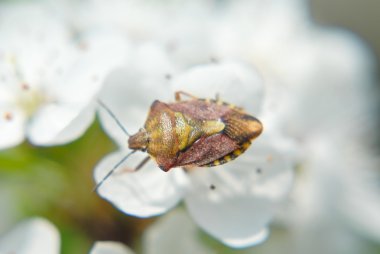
[94,48,295,248]
[143,209,214,254]
[198,2,380,249]
[67,0,227,67]
[208,0,376,140]
[0,218,60,254]
[265,12,380,252]
[227,1,380,251]
[0,218,136,254]
[90,241,134,254]
[0,3,128,149]
[266,134,380,254]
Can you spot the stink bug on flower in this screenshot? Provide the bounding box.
[95,91,263,190]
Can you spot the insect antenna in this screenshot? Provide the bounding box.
[97,99,131,137]
[93,150,137,192]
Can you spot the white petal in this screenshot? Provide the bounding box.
[305,137,380,243]
[50,30,129,106]
[171,62,264,115]
[143,209,214,254]
[90,241,134,254]
[94,150,188,218]
[211,0,308,64]
[0,108,25,149]
[273,30,376,139]
[185,168,272,248]
[0,3,71,87]
[184,131,294,248]
[0,218,60,254]
[98,43,175,147]
[223,228,269,249]
[155,2,216,67]
[339,169,380,242]
[239,130,296,201]
[27,101,96,146]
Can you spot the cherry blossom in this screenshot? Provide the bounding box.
[94,54,295,248]
[0,218,60,254]
[0,3,128,149]
[90,241,135,254]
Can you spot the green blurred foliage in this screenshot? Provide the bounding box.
[0,119,155,253]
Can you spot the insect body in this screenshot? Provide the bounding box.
[128,91,263,171]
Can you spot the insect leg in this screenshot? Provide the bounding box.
[93,150,137,192]
[175,91,199,102]
[117,155,151,174]
[135,156,151,171]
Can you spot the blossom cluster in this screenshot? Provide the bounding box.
[0,0,379,253]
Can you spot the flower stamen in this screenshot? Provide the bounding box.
[4,112,13,121]
[21,83,30,90]
[16,85,48,118]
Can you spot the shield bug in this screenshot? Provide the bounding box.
[95,91,263,190]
